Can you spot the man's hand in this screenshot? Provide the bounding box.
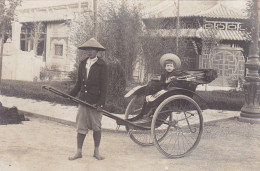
[165,78,171,84]
[93,104,103,112]
[166,76,176,84]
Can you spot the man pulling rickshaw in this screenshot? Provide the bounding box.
[43,43,217,159]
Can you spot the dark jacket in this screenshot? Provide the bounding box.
[69,57,107,106]
[160,70,185,89]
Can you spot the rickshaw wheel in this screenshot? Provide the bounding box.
[125,95,153,146]
[151,95,203,158]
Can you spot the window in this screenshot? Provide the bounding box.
[20,27,32,51]
[227,23,237,30]
[20,23,47,59]
[215,23,226,30]
[204,22,214,29]
[55,44,63,56]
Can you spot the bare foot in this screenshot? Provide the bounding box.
[68,153,82,160]
[93,153,104,160]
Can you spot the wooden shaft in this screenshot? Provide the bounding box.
[42,85,150,130]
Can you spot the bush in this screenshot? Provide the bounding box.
[1,80,75,105]
[197,90,244,111]
[40,66,61,81]
[0,80,245,113]
[68,68,78,82]
[68,60,127,113]
[68,58,126,97]
[0,80,128,113]
[107,62,126,96]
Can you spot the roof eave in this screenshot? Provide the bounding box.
[143,15,248,20]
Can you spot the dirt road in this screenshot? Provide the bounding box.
[0,117,259,171]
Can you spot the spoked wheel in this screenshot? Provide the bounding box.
[151,95,203,158]
[125,95,153,146]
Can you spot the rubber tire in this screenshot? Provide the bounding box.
[151,95,203,158]
[125,95,153,146]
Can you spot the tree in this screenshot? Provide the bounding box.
[68,1,143,96]
[68,12,95,81]
[242,0,255,58]
[140,16,194,82]
[69,0,196,84]
[21,22,46,55]
[31,22,45,56]
[98,1,143,80]
[0,0,20,88]
[244,0,255,35]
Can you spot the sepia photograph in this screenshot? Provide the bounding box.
[0,0,259,170]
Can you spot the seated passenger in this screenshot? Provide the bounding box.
[134,54,183,120]
[159,53,183,89]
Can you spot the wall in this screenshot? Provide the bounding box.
[199,46,245,87]
[3,40,44,82]
[46,21,71,72]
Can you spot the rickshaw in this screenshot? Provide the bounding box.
[42,68,217,159]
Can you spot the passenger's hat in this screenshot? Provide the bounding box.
[78,38,106,51]
[160,53,181,69]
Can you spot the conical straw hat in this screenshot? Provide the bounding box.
[78,38,106,51]
[160,53,181,69]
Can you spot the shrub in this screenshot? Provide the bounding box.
[106,62,126,96]
[68,68,78,82]
[67,60,127,113]
[40,66,61,81]
[197,90,244,111]
[68,58,126,97]
[0,80,128,113]
[1,80,75,105]
[0,80,245,113]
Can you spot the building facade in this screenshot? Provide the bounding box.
[138,1,248,87]
[3,0,92,81]
[4,0,248,86]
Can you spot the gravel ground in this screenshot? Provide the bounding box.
[0,117,259,171]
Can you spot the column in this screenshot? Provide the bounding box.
[11,21,22,50]
[240,0,260,118]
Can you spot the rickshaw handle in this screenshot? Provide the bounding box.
[42,85,150,130]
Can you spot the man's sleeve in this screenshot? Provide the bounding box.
[160,74,167,85]
[97,63,108,106]
[69,63,82,97]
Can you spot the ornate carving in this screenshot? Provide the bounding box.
[241,82,260,118]
[203,21,244,31]
[200,47,245,86]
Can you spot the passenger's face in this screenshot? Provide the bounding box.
[86,49,98,59]
[165,63,175,72]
